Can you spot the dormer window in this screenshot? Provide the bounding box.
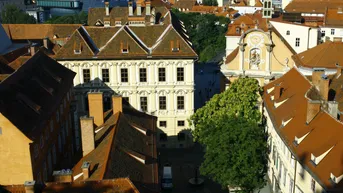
[171,40,180,52]
[104,21,110,27]
[95,19,104,26]
[330,173,343,184]
[236,27,240,34]
[74,42,82,54]
[121,41,129,53]
[115,20,121,26]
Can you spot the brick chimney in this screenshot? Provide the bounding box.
[146,1,151,15]
[128,1,133,16]
[80,116,95,156]
[306,100,321,124]
[81,161,90,180]
[105,1,110,16]
[137,2,142,16]
[319,74,329,101]
[52,169,73,182]
[88,92,104,126]
[112,95,122,115]
[24,181,35,193]
[312,70,324,86]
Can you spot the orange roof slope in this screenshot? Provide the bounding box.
[263,68,343,191]
[292,41,343,69]
[285,0,343,13]
[226,11,268,36]
[324,8,343,27]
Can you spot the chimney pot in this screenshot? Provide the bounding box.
[128,1,133,16]
[80,116,95,156]
[112,95,123,115]
[105,1,110,16]
[137,3,142,16]
[81,161,90,180]
[146,1,151,15]
[88,92,104,126]
[24,181,35,193]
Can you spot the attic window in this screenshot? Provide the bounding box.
[95,19,104,26]
[74,42,82,54]
[311,146,335,166]
[330,173,343,184]
[171,40,180,52]
[293,132,310,147]
[121,42,129,53]
[115,20,121,26]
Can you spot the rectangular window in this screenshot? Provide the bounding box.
[159,96,166,110]
[121,68,128,82]
[158,68,166,82]
[295,38,300,47]
[123,97,129,102]
[286,30,290,35]
[331,29,335,35]
[177,67,184,81]
[102,69,110,82]
[159,121,167,127]
[83,69,90,83]
[289,175,294,193]
[178,120,185,127]
[140,97,147,112]
[139,68,147,82]
[177,96,184,110]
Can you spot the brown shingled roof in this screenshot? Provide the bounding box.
[292,41,343,69]
[284,0,343,13]
[263,68,343,191]
[324,8,343,27]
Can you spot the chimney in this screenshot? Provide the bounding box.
[312,69,324,87]
[128,1,133,16]
[319,74,329,101]
[137,2,142,16]
[105,1,110,16]
[337,63,343,78]
[52,169,73,182]
[306,100,321,124]
[112,95,122,115]
[274,83,281,100]
[43,37,49,50]
[80,116,95,156]
[24,181,35,193]
[328,101,338,119]
[146,1,151,15]
[81,161,90,180]
[88,92,104,126]
[30,46,37,56]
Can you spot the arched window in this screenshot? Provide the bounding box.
[250,48,261,69]
[268,1,271,8]
[264,2,268,8]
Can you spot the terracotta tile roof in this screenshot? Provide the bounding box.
[72,106,158,193]
[263,68,343,191]
[56,7,197,60]
[226,11,268,36]
[0,51,76,140]
[324,8,343,27]
[43,178,140,193]
[284,0,343,13]
[292,41,343,69]
[171,0,196,10]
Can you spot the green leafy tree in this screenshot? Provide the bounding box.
[172,9,229,62]
[1,4,36,24]
[190,78,268,192]
[44,12,88,24]
[203,0,218,6]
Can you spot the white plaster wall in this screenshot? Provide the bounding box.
[58,59,195,141]
[229,6,262,14]
[226,36,240,57]
[264,108,325,193]
[320,27,343,42]
[270,21,319,53]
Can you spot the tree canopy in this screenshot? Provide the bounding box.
[190,78,268,192]
[202,0,218,6]
[44,12,88,24]
[172,9,229,62]
[1,4,36,24]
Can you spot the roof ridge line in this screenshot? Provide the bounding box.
[98,26,125,52]
[170,25,198,57]
[151,24,172,50]
[75,29,95,56]
[124,26,150,53]
[121,26,149,54]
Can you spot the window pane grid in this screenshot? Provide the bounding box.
[102,69,109,82]
[177,96,184,110]
[158,68,166,82]
[140,97,147,112]
[159,96,166,110]
[177,67,184,81]
[83,69,90,83]
[121,68,128,82]
[140,68,147,82]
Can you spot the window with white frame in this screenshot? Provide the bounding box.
[177,67,184,81]
[331,29,335,35]
[295,38,300,47]
[158,68,166,82]
[102,68,110,83]
[83,69,90,83]
[139,68,147,82]
[177,96,185,110]
[120,68,128,82]
[159,96,166,110]
[140,97,148,112]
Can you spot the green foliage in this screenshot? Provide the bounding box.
[203,0,218,6]
[44,11,88,24]
[1,4,36,24]
[172,9,230,62]
[190,78,267,191]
